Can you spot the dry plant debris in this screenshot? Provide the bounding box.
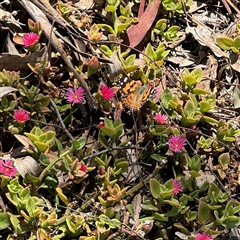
[0,0,240,239]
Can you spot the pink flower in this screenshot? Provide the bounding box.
[79,163,87,172]
[14,109,30,123]
[98,122,105,128]
[22,32,40,47]
[98,166,105,175]
[101,86,115,100]
[187,125,199,138]
[173,179,183,195]
[66,86,85,105]
[168,135,187,152]
[154,113,168,124]
[0,160,17,177]
[155,88,160,95]
[195,233,213,240]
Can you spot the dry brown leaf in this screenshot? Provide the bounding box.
[132,193,142,228]
[107,51,123,78]
[167,56,195,67]
[0,8,23,30]
[46,150,58,162]
[184,170,215,189]
[12,33,24,45]
[6,33,19,55]
[197,54,217,92]
[0,86,18,98]
[14,134,37,152]
[196,170,215,189]
[14,156,43,178]
[0,47,47,71]
[186,25,228,58]
[188,1,206,13]
[229,53,240,73]
[175,232,189,239]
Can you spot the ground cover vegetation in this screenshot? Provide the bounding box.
[0,0,240,239]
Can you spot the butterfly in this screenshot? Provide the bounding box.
[117,76,155,110]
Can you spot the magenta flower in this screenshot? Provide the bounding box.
[154,113,168,124]
[14,109,30,123]
[66,86,85,105]
[22,32,40,47]
[0,159,17,177]
[98,122,105,129]
[195,233,213,240]
[79,163,87,173]
[168,135,187,152]
[173,179,183,195]
[101,86,115,100]
[187,125,199,138]
[98,166,105,175]
[155,88,161,95]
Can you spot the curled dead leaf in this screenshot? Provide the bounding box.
[14,156,42,178]
[14,134,37,152]
[0,86,18,98]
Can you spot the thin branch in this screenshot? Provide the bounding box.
[82,146,147,161]
[50,98,73,140]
